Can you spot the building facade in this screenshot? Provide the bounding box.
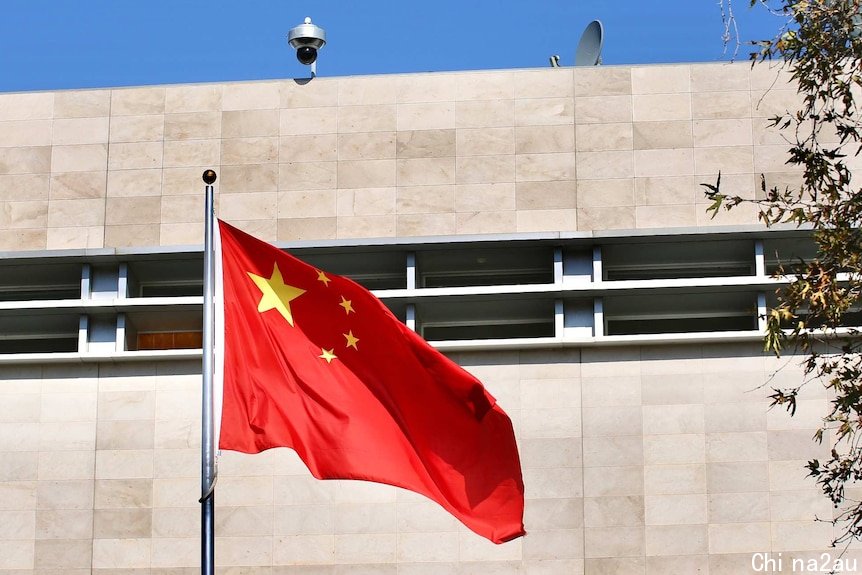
[0,62,853,573]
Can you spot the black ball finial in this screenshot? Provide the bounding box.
[202,169,217,185]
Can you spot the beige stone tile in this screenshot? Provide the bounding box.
[576,123,632,152]
[634,176,697,206]
[338,76,396,105]
[577,150,634,180]
[647,554,709,574]
[0,228,44,250]
[395,185,454,214]
[40,391,97,421]
[517,208,577,232]
[0,452,38,482]
[706,431,767,462]
[0,173,49,201]
[161,195,203,224]
[2,201,47,229]
[34,539,90,570]
[272,534,334,565]
[395,129,455,159]
[693,118,753,147]
[397,531,459,562]
[691,91,751,119]
[644,524,707,556]
[515,152,575,182]
[0,92,53,120]
[584,496,644,528]
[111,87,165,116]
[109,114,164,142]
[584,526,644,558]
[164,84,222,113]
[0,481,37,510]
[632,65,691,94]
[94,478,152,509]
[337,104,396,133]
[577,206,635,231]
[105,168,161,198]
[708,492,770,523]
[644,464,705,496]
[751,88,803,118]
[455,100,514,128]
[453,183,515,212]
[575,95,632,124]
[35,509,92,539]
[216,506,274,538]
[690,63,749,92]
[163,139,220,168]
[105,223,158,247]
[335,187,395,216]
[396,213,455,236]
[277,190,336,219]
[770,489,832,522]
[222,81,279,111]
[160,221,203,245]
[164,111,221,140]
[52,144,108,172]
[704,403,767,433]
[455,155,513,184]
[105,197,161,225]
[0,147,51,175]
[97,420,155,450]
[515,97,574,126]
[523,529,582,561]
[92,538,151,569]
[768,429,829,461]
[516,180,576,210]
[337,131,395,160]
[396,102,455,131]
[632,121,693,150]
[636,204,696,228]
[644,434,705,465]
[454,128,515,159]
[577,179,634,208]
[749,61,795,90]
[397,157,455,187]
[708,522,770,554]
[107,141,161,170]
[582,406,642,437]
[39,421,96,452]
[95,450,154,480]
[644,493,706,525]
[395,74,456,103]
[694,145,754,176]
[49,171,104,200]
[219,164,278,193]
[220,192,278,220]
[162,166,209,195]
[279,134,337,163]
[634,148,694,177]
[754,144,798,173]
[37,451,95,480]
[771,520,834,552]
[338,159,396,189]
[513,125,574,155]
[37,479,94,510]
[222,109,278,138]
[335,214,394,238]
[575,67,632,97]
[280,78,338,108]
[514,68,574,99]
[150,537,199,568]
[0,508,35,539]
[219,476,273,507]
[221,137,277,165]
[54,89,110,118]
[455,71,513,101]
[0,119,52,147]
[642,404,704,435]
[632,94,691,122]
[279,106,337,135]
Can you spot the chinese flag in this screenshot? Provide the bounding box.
[216,220,525,544]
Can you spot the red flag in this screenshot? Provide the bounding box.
[215,220,525,544]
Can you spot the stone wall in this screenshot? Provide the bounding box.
[0,62,802,251]
[0,343,846,574]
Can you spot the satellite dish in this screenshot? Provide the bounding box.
[574,20,604,66]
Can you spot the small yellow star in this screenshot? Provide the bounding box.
[319,348,337,363]
[344,330,359,350]
[339,296,355,315]
[316,270,331,286]
[247,263,306,326]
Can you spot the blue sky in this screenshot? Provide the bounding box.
[0,1,785,92]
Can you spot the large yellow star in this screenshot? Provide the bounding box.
[248,263,306,326]
[344,330,359,350]
[319,348,337,363]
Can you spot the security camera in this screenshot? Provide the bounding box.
[288,17,326,74]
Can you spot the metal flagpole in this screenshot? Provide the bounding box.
[201,169,217,575]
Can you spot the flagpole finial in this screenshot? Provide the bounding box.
[202,169,217,185]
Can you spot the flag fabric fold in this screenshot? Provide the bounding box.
[215,219,525,544]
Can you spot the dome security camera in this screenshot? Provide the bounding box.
[288,17,326,73]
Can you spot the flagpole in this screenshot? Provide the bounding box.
[201,169,217,575]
